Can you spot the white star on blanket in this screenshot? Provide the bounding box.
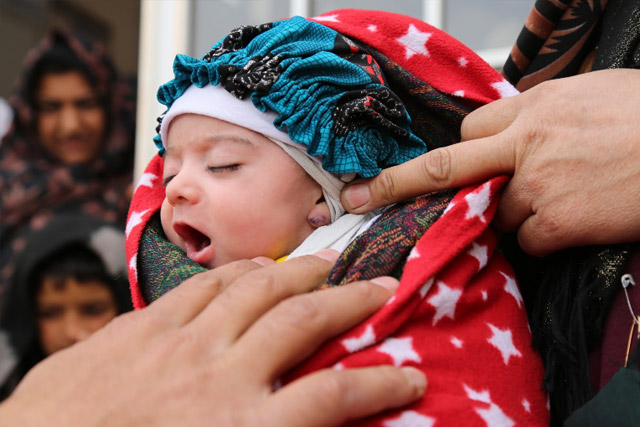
[486,323,522,365]
[128,253,137,280]
[427,281,462,325]
[501,272,523,308]
[468,241,489,270]
[134,172,157,192]
[377,336,422,366]
[342,324,376,353]
[396,23,432,59]
[465,181,491,223]
[464,384,515,427]
[384,410,435,427]
[313,14,339,23]
[491,80,520,98]
[125,209,150,237]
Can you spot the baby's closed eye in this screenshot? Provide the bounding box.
[163,175,175,186]
[208,164,240,173]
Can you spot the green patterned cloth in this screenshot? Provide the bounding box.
[140,190,455,304]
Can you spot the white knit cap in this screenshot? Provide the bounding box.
[159,84,348,222]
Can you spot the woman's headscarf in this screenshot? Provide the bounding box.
[0,30,135,311]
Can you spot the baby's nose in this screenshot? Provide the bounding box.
[165,171,200,205]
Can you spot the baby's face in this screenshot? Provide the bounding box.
[160,113,324,268]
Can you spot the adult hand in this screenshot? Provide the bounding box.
[341,69,640,256]
[0,253,425,426]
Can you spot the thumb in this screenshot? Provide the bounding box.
[341,134,516,214]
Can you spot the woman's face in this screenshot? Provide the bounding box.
[35,71,106,164]
[36,276,118,355]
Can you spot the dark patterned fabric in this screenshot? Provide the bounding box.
[368,48,473,152]
[503,0,607,91]
[325,190,456,287]
[203,23,274,60]
[592,0,640,70]
[0,30,135,314]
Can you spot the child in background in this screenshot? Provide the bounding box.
[127,9,549,425]
[0,214,132,400]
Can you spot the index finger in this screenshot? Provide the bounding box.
[265,366,426,427]
[460,92,521,141]
[231,277,399,384]
[341,133,517,213]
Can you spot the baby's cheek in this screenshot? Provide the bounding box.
[160,198,183,247]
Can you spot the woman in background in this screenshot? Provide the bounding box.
[0,30,135,313]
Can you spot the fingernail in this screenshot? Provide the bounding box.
[313,249,340,263]
[401,367,427,395]
[370,276,399,292]
[343,183,370,210]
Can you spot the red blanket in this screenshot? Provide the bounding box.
[126,9,548,425]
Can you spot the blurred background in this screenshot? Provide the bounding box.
[0,0,532,177]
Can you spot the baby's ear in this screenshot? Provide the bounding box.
[307,195,331,228]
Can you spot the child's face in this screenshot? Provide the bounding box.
[160,114,325,268]
[36,276,118,355]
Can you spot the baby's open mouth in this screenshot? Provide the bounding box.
[173,223,214,266]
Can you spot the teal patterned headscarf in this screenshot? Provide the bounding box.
[155,16,427,178]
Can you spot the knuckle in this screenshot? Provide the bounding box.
[520,208,567,256]
[107,310,138,331]
[370,169,398,205]
[163,329,202,350]
[275,294,326,331]
[100,310,143,338]
[537,209,565,239]
[238,270,278,296]
[219,271,279,310]
[459,114,472,139]
[422,148,452,184]
[226,258,262,274]
[519,120,544,148]
[312,373,352,409]
[351,280,378,304]
[189,270,225,294]
[531,79,556,101]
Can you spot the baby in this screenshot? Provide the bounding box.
[159,83,379,268]
[127,10,549,425]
